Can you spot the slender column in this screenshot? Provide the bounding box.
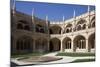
[83,40,85,49]
[80,40,82,49]
[61,28,64,34]
[71,39,74,52]
[60,40,64,52]
[67,41,69,49]
[82,40,84,49]
[86,39,89,52]
[69,41,71,49]
[68,41,70,49]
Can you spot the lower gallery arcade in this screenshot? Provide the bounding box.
[11,32,95,53]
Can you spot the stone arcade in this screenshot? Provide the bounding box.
[11,10,95,54]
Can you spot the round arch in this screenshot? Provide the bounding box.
[62,37,71,49]
[17,20,31,31]
[50,38,61,51]
[64,24,72,33]
[74,35,86,51]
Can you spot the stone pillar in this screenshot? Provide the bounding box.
[60,40,64,52]
[71,39,74,52]
[61,27,64,34]
[86,23,88,29]
[61,30,63,34]
[82,40,85,48]
[86,39,89,52]
[80,40,82,49]
[69,41,71,49]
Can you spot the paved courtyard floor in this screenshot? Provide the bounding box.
[11,52,95,66]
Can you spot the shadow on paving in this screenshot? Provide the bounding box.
[11,62,36,67]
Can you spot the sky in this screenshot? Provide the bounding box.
[11,0,95,21]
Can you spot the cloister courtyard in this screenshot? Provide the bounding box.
[11,1,95,66]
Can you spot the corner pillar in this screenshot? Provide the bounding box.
[71,39,75,52]
[60,40,64,52]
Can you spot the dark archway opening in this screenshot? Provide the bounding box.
[49,38,60,52]
[63,37,71,49]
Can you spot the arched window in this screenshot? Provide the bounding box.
[77,25,81,31]
[65,24,72,33]
[66,29,70,33]
[75,19,86,31]
[17,20,31,31]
